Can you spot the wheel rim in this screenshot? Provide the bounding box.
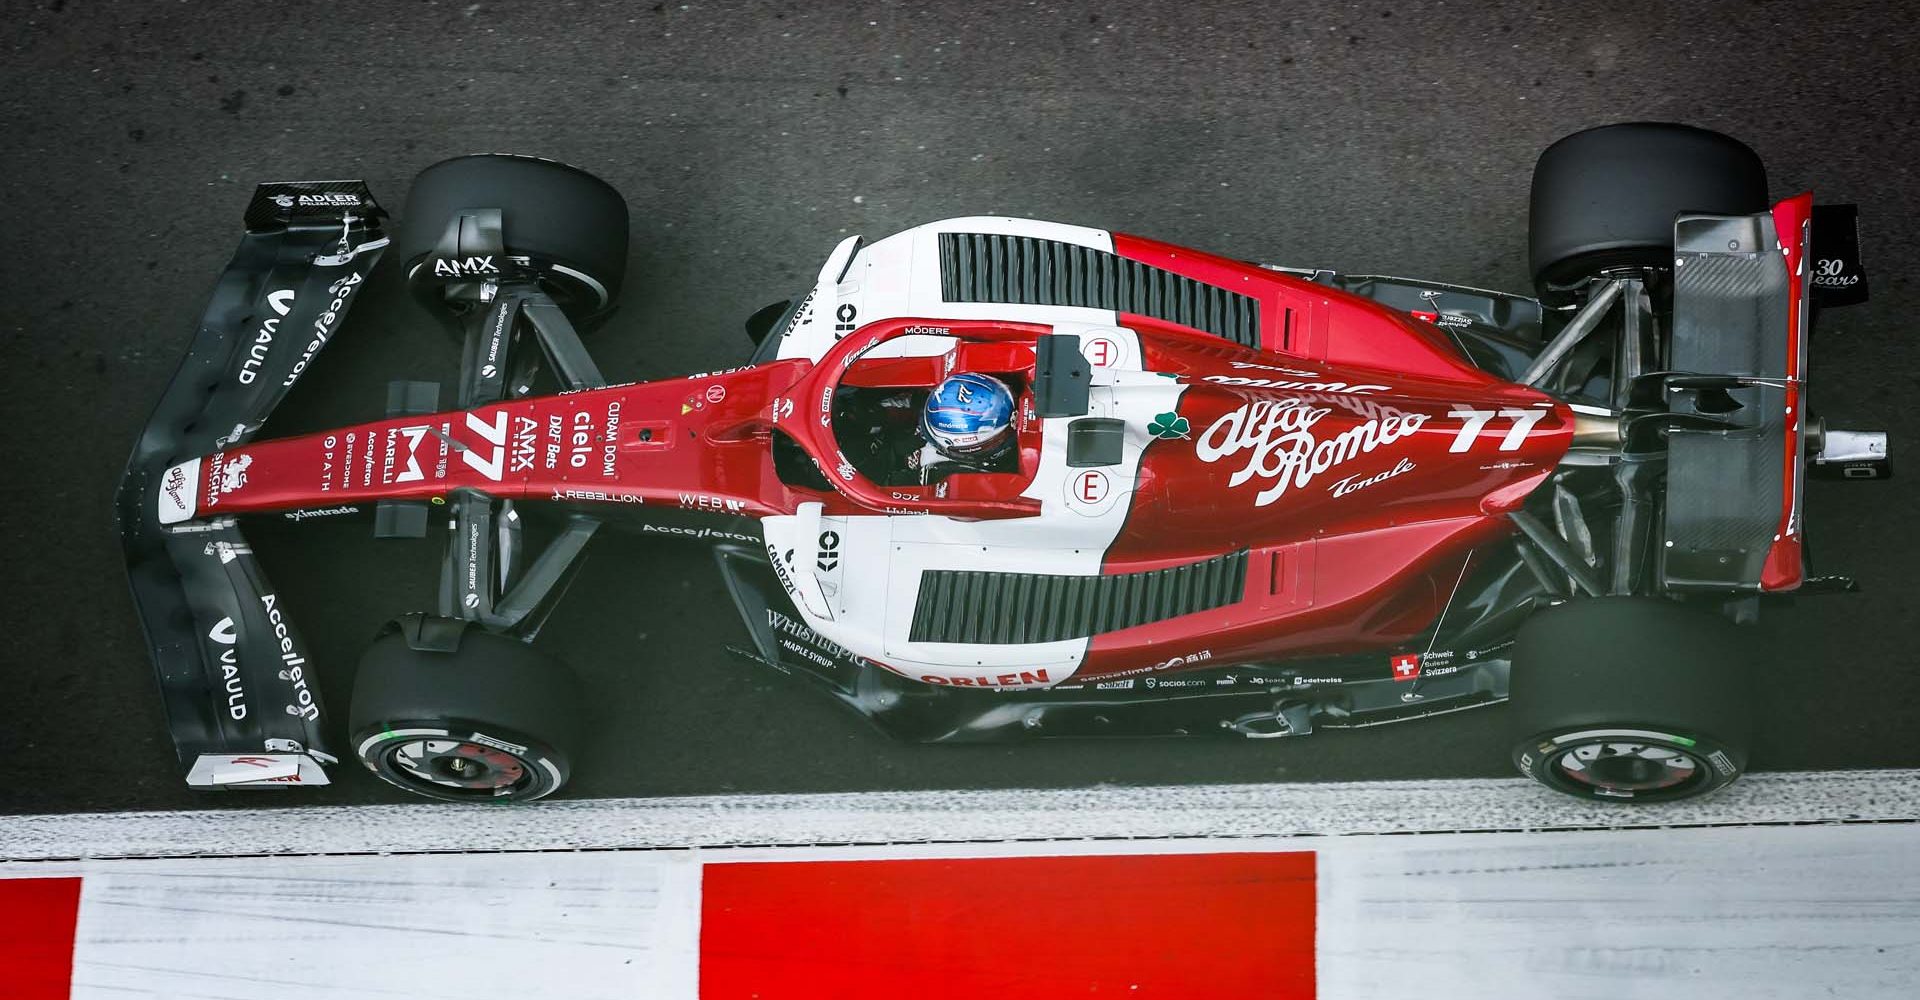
[1551,739,1705,797]
[384,738,531,797]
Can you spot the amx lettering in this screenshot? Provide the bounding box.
[433,255,498,278]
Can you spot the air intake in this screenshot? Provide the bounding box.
[938,233,1261,347]
[908,550,1249,645]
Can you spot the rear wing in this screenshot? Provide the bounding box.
[115,182,389,788]
[1660,195,1812,592]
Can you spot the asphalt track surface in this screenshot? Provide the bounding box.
[1,0,1916,815]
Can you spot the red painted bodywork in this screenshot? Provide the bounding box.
[189,236,1580,680]
[1761,193,1813,591]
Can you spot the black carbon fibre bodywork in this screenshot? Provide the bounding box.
[116,182,389,783]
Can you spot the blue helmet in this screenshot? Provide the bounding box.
[921,373,1015,457]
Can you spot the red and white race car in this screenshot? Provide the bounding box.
[120,124,1886,803]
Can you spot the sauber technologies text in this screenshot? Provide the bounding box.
[119,130,1886,803]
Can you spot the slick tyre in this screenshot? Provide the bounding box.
[1529,123,1767,301]
[397,153,629,324]
[349,625,585,803]
[1508,598,1754,803]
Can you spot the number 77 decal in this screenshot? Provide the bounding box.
[1448,407,1548,453]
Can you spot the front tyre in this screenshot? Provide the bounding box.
[350,625,584,803]
[397,153,629,326]
[1508,598,1754,803]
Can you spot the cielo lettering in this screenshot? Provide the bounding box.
[238,289,296,385]
[1196,399,1427,507]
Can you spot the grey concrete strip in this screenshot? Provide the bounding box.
[3,770,1915,861]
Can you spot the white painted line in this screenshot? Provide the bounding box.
[24,852,699,1000]
[2,769,1914,862]
[7,824,1917,999]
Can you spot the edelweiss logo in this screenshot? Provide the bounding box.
[1196,399,1427,507]
[219,454,253,493]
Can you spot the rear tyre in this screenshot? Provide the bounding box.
[1529,123,1768,300]
[1508,598,1754,803]
[397,153,629,323]
[349,624,585,802]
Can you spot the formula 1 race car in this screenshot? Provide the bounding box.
[119,124,1886,804]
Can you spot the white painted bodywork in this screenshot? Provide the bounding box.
[759,218,1185,688]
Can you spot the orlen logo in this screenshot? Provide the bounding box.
[920,669,1052,688]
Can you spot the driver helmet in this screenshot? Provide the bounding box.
[921,372,1015,458]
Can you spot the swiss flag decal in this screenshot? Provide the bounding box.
[1390,653,1421,682]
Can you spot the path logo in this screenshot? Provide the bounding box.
[1390,653,1420,682]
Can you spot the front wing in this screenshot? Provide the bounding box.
[116,182,389,788]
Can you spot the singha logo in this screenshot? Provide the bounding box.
[219,454,253,494]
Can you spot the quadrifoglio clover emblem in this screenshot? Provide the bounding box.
[1148,411,1190,440]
